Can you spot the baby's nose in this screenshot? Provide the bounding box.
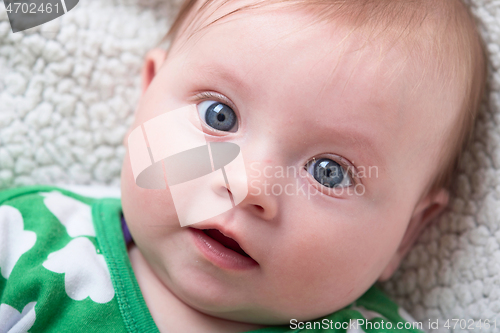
[235,162,281,221]
[207,141,248,204]
[208,144,279,221]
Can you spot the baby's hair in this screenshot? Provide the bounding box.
[160,0,487,196]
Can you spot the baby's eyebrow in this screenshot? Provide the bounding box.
[310,122,384,169]
[193,62,249,91]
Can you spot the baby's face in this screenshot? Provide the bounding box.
[121,5,455,324]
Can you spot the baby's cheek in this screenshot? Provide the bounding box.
[120,154,180,234]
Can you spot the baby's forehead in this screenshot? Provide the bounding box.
[173,0,463,89]
[177,2,456,97]
[175,0,451,49]
[172,1,466,123]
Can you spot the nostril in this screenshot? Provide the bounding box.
[214,185,231,195]
[253,205,264,213]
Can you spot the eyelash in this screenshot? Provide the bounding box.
[192,91,237,111]
[303,154,360,190]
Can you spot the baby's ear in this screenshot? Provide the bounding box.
[378,188,449,282]
[141,48,168,94]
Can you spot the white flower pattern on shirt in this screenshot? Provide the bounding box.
[0,302,36,333]
[43,237,115,303]
[41,191,114,304]
[0,205,36,279]
[40,191,96,237]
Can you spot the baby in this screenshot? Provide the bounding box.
[0,0,486,332]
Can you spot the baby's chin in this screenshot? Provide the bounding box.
[164,269,343,326]
[176,292,300,326]
[185,297,343,326]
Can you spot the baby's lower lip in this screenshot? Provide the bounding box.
[188,228,259,270]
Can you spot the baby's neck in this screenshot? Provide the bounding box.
[128,245,266,333]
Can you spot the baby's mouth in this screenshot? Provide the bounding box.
[202,229,251,258]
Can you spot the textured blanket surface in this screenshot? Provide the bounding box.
[0,0,179,188]
[0,0,500,332]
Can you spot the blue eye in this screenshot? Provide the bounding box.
[197,100,238,132]
[306,158,353,188]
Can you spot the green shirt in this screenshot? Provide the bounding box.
[0,185,424,333]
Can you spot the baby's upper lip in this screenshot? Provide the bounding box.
[189,222,256,262]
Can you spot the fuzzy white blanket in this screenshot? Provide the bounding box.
[0,0,499,331]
